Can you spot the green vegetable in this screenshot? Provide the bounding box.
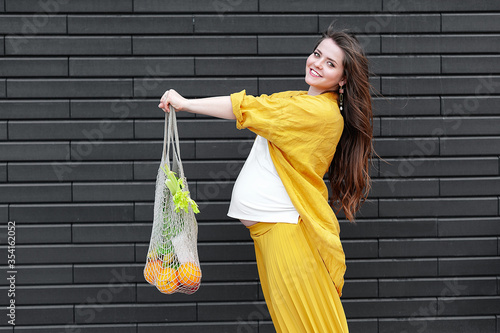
[161,164,200,214]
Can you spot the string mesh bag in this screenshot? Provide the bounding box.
[144,106,201,294]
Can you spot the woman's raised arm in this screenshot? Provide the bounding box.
[158,89,235,120]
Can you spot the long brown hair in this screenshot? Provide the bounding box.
[316,25,374,222]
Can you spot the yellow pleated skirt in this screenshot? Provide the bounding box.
[248,221,349,333]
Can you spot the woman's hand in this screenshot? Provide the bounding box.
[158,89,188,112]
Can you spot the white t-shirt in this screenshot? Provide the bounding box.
[227,135,300,224]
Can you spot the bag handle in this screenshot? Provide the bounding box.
[162,106,185,179]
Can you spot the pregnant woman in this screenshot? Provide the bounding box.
[159,24,374,333]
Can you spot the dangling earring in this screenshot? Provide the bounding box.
[339,84,344,111]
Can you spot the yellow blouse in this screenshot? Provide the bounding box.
[231,89,347,296]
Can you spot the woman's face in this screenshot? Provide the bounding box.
[305,38,346,95]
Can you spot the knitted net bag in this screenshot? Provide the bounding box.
[144,107,201,294]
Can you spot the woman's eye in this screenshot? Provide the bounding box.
[327,62,335,68]
[314,52,320,57]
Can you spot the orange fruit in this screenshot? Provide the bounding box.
[156,267,179,294]
[177,262,201,288]
[144,259,162,285]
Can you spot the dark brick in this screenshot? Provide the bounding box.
[342,279,378,298]
[438,217,500,237]
[0,142,69,161]
[0,100,69,119]
[196,140,253,160]
[439,257,500,276]
[9,120,134,140]
[343,298,437,318]
[379,197,498,218]
[343,240,378,259]
[70,57,194,77]
[68,15,193,34]
[69,141,194,161]
[370,55,440,75]
[382,35,500,54]
[9,162,134,182]
[1,305,73,325]
[17,244,135,264]
[134,78,258,98]
[139,322,258,333]
[198,222,252,242]
[0,184,71,203]
[133,36,257,55]
[134,0,258,12]
[441,137,500,156]
[0,58,68,76]
[73,223,150,243]
[16,284,136,305]
[260,0,381,12]
[438,296,500,316]
[373,97,440,116]
[195,14,317,33]
[442,96,500,115]
[135,119,251,140]
[198,301,270,321]
[5,0,133,12]
[258,78,310,95]
[196,57,305,76]
[0,164,5,182]
[443,13,500,32]
[370,178,439,198]
[8,79,133,98]
[381,116,500,136]
[5,36,131,55]
[11,224,71,244]
[346,319,378,333]
[379,157,499,178]
[441,177,500,196]
[201,262,259,282]
[346,258,437,278]
[75,304,196,324]
[341,219,437,239]
[198,243,255,262]
[443,55,500,74]
[379,316,496,333]
[70,99,186,119]
[382,76,500,96]
[0,264,72,285]
[9,203,134,223]
[0,79,5,97]
[385,0,500,12]
[138,282,259,303]
[0,205,7,224]
[319,14,440,33]
[183,160,244,181]
[72,182,154,202]
[0,121,5,140]
[15,325,136,333]
[135,202,153,221]
[258,35,380,55]
[0,15,66,33]
[379,237,498,258]
[74,264,138,284]
[196,181,234,201]
[379,277,497,297]
[374,138,440,158]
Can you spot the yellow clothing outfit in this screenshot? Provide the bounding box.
[231,90,348,332]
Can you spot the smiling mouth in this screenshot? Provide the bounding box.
[309,68,322,77]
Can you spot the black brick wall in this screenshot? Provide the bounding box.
[0,0,499,332]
